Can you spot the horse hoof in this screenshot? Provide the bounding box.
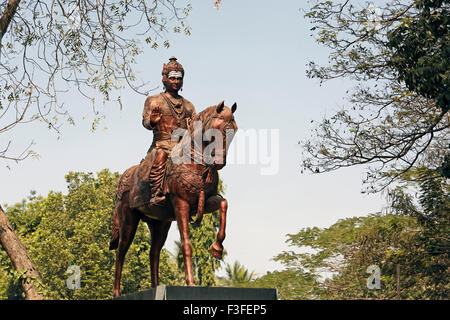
[209,243,223,259]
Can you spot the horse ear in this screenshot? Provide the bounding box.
[216,100,225,113]
[231,102,237,113]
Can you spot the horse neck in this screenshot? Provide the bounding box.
[172,109,227,171]
[170,121,209,169]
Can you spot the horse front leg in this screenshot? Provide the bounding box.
[173,197,195,286]
[205,195,227,259]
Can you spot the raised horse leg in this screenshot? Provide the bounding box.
[172,197,195,286]
[205,195,228,259]
[146,219,172,287]
[113,194,140,297]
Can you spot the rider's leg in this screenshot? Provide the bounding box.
[149,148,168,206]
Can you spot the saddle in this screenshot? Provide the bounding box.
[116,159,158,209]
[130,164,153,209]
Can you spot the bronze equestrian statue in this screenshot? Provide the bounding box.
[138,56,196,208]
[109,57,238,297]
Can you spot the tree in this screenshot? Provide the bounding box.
[387,0,449,113]
[301,0,449,192]
[298,0,448,299]
[0,169,184,299]
[388,167,449,298]
[0,0,191,161]
[238,268,319,300]
[269,206,448,299]
[223,261,256,285]
[0,0,191,299]
[0,204,44,299]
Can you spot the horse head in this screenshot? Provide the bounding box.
[196,100,238,170]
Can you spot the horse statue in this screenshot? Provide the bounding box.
[109,101,238,297]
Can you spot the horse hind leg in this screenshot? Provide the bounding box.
[113,194,140,298]
[147,219,171,288]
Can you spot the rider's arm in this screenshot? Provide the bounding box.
[142,96,160,130]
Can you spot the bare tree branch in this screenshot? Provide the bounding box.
[301,0,450,192]
[0,0,192,162]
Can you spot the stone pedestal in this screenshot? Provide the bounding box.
[113,285,277,300]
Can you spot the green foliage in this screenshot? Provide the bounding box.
[437,153,450,178]
[387,0,449,112]
[242,269,319,300]
[1,170,230,298]
[222,261,256,286]
[267,213,440,299]
[389,168,449,298]
[254,168,448,299]
[0,169,183,299]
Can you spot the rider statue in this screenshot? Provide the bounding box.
[137,57,196,207]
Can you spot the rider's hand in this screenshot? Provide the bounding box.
[150,106,162,125]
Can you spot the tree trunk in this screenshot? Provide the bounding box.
[0,204,44,300]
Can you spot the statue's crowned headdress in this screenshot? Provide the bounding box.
[162,56,184,81]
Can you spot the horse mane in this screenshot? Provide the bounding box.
[193,105,217,125]
[170,105,218,164]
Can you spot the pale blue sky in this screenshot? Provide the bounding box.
[1,1,386,276]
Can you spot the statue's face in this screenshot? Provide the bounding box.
[164,76,183,93]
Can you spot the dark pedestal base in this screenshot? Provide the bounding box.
[113,285,277,300]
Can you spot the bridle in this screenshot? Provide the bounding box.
[183,108,236,169]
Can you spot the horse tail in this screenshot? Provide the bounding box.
[109,199,120,250]
[192,190,205,226]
